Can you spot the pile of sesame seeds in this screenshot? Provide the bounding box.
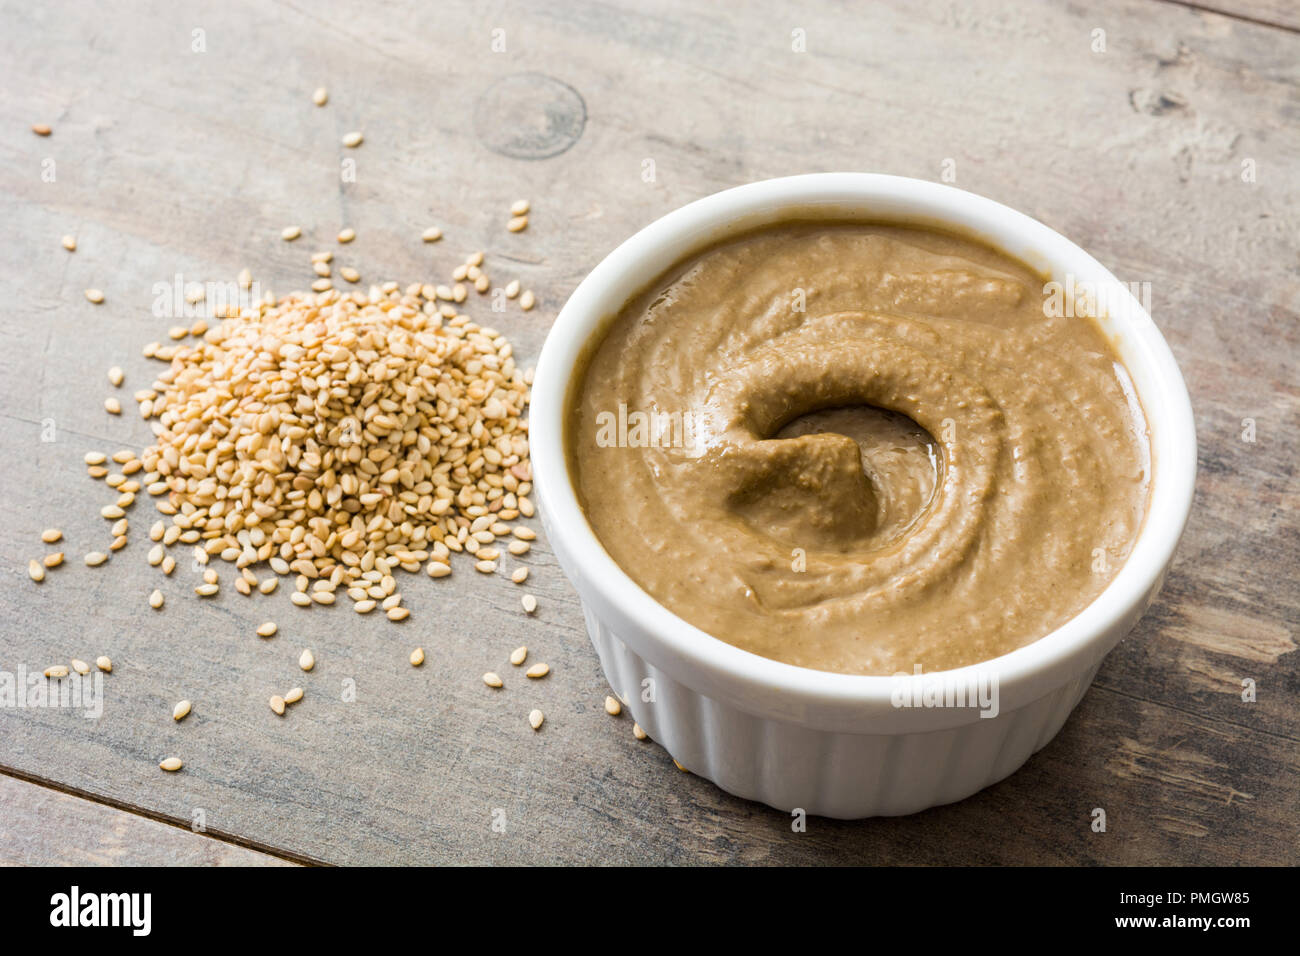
[115,277,536,624]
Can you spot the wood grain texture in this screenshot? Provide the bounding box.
[0,0,1296,865]
[0,773,296,866]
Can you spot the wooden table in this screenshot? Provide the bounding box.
[1,0,1296,866]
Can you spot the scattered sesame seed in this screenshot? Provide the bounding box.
[281,226,302,241]
[70,659,90,676]
[483,672,503,688]
[256,621,277,637]
[341,131,363,148]
[521,594,537,614]
[85,552,108,567]
[62,235,76,252]
[149,588,164,608]
[32,123,51,136]
[159,757,183,772]
[173,700,191,721]
[509,646,527,666]
[312,87,328,106]
[510,199,530,216]
[633,722,647,740]
[525,662,549,679]
[409,647,425,667]
[605,695,622,717]
[337,227,355,243]
[43,552,64,569]
[529,709,544,731]
[44,665,69,678]
[507,215,528,233]
[96,656,112,673]
[421,227,442,242]
[27,560,45,583]
[519,290,535,311]
[85,289,105,304]
[269,695,286,716]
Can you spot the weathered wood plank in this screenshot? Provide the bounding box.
[0,0,1295,864]
[0,773,296,866]
[1157,0,1300,32]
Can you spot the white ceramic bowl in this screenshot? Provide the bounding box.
[531,174,1196,818]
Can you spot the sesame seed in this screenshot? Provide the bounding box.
[173,700,191,721]
[27,560,45,583]
[256,621,277,637]
[149,589,164,608]
[32,123,51,136]
[421,227,442,242]
[44,665,69,678]
[510,199,530,216]
[96,656,112,673]
[341,131,363,147]
[510,567,528,584]
[159,757,183,772]
[269,695,286,716]
[337,227,355,243]
[605,695,622,716]
[62,235,76,252]
[525,662,549,679]
[521,594,537,614]
[409,647,425,667]
[70,659,90,675]
[507,215,528,233]
[519,290,535,311]
[509,646,527,666]
[312,87,328,106]
[281,226,302,241]
[85,552,108,567]
[107,366,124,387]
[528,709,544,731]
[43,552,64,568]
[386,606,410,621]
[633,723,647,740]
[483,672,503,688]
[85,289,104,304]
